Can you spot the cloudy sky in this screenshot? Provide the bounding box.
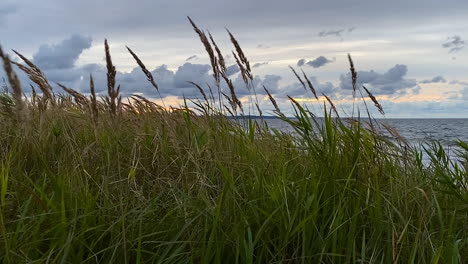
[1,0,468,117]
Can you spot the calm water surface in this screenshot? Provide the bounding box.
[256,118,468,162]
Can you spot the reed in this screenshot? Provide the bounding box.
[0,20,466,264]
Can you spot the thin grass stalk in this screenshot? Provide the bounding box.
[362,86,384,115]
[263,85,281,114]
[188,81,208,103]
[301,69,319,100]
[289,66,306,90]
[126,46,166,108]
[322,93,339,117]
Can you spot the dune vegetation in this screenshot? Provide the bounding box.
[0,18,467,263]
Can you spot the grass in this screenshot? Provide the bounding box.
[0,18,467,263]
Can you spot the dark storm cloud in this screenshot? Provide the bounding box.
[419,75,446,84]
[8,35,282,100]
[252,62,269,68]
[32,34,92,70]
[297,57,334,68]
[297,59,305,67]
[318,29,344,37]
[306,56,334,68]
[442,35,465,53]
[339,64,419,96]
[185,55,198,61]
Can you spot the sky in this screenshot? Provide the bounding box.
[1,0,468,117]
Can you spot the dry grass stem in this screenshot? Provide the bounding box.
[289,66,306,90]
[301,69,319,100]
[188,81,208,102]
[362,86,384,115]
[263,85,280,113]
[126,46,159,91]
[322,93,339,116]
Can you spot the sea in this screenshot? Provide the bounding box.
[242,117,468,162]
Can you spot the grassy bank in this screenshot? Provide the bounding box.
[0,20,468,263]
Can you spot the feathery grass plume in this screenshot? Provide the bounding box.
[89,74,98,121]
[362,85,384,115]
[188,81,208,103]
[12,50,55,105]
[289,66,306,90]
[222,92,236,113]
[30,84,37,106]
[187,16,220,84]
[208,32,226,73]
[227,29,250,73]
[322,92,339,116]
[301,69,319,100]
[0,46,24,115]
[348,54,357,97]
[232,51,250,84]
[287,95,302,109]
[56,83,88,106]
[221,75,242,113]
[104,39,119,116]
[263,85,280,113]
[126,46,159,90]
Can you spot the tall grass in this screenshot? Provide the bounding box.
[0,19,467,263]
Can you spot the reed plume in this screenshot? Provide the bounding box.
[126,46,159,91]
[289,66,306,90]
[301,70,318,100]
[362,86,384,115]
[263,85,280,113]
[104,39,120,116]
[0,46,24,115]
[12,50,55,106]
[89,74,98,121]
[187,16,220,84]
[57,83,89,106]
[348,54,357,96]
